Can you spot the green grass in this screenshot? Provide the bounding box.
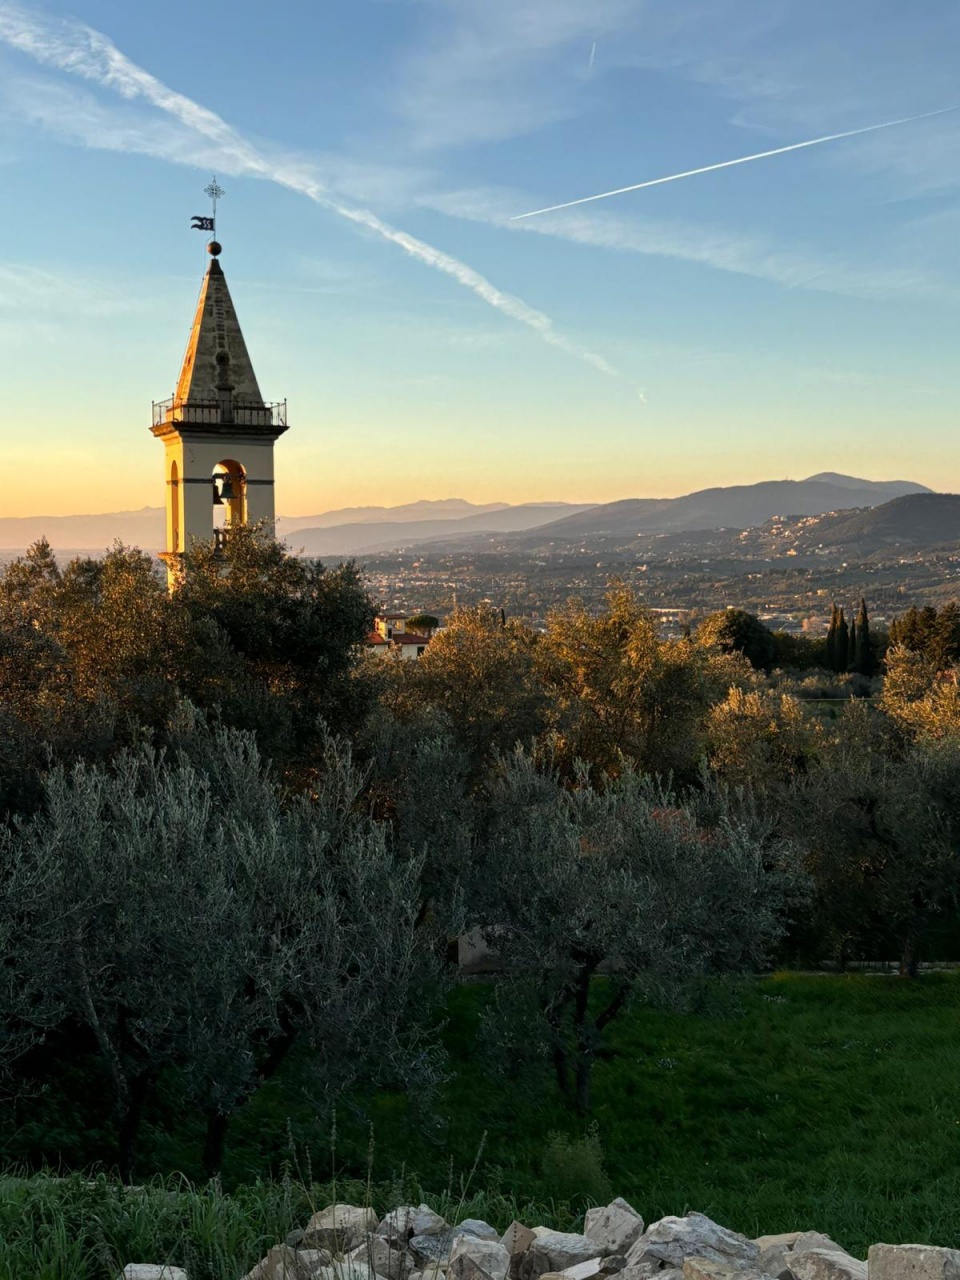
[4,974,960,1275]
[0,1174,570,1280]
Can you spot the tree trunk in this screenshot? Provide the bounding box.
[118,1071,152,1184]
[899,917,925,978]
[573,961,597,1115]
[202,1108,231,1178]
[551,1044,571,1099]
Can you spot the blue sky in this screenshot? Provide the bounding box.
[1,0,959,516]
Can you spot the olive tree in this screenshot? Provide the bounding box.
[787,705,960,974]
[471,750,800,1112]
[0,725,444,1179]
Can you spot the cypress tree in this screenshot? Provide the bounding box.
[826,604,838,673]
[835,607,849,674]
[848,617,857,671]
[855,597,872,676]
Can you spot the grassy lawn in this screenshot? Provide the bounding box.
[218,972,960,1251]
[3,973,959,1276]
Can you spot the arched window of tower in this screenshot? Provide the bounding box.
[212,460,246,542]
[170,461,180,552]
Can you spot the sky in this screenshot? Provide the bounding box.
[1,0,959,517]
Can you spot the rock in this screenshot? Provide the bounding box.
[868,1246,960,1280]
[119,1269,189,1280]
[503,1223,538,1277]
[348,1237,411,1279]
[755,1236,804,1280]
[502,1225,537,1255]
[449,1237,512,1280]
[380,1206,449,1242]
[628,1215,760,1271]
[412,1233,456,1266]
[523,1231,602,1280]
[552,1258,629,1280]
[602,1258,628,1276]
[240,1246,330,1280]
[793,1239,847,1260]
[684,1262,747,1280]
[313,1266,383,1280]
[789,1249,866,1280]
[615,1264,663,1280]
[456,1222,502,1244]
[585,1201,645,1257]
[304,1205,378,1252]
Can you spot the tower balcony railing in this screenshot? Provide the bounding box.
[152,397,287,429]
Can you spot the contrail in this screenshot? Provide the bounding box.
[512,106,960,219]
[588,42,596,74]
[0,2,621,381]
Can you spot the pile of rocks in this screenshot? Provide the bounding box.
[117,1200,960,1280]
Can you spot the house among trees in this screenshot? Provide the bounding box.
[367,611,441,658]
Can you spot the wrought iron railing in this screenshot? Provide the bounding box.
[151,398,287,429]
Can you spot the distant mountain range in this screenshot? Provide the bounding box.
[0,475,935,555]
[764,492,960,554]
[277,499,512,534]
[515,473,929,544]
[285,504,595,557]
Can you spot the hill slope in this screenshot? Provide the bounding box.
[526,475,930,541]
[786,492,960,551]
[290,504,595,557]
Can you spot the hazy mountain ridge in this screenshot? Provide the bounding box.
[289,504,595,557]
[0,476,934,555]
[526,475,931,542]
[277,499,513,534]
[762,492,960,553]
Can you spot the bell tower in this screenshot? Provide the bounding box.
[151,228,288,587]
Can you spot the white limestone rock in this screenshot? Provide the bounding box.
[240,1246,329,1280]
[789,1250,866,1280]
[868,1246,960,1280]
[304,1205,379,1252]
[456,1222,502,1244]
[448,1237,512,1280]
[524,1231,602,1279]
[348,1236,412,1279]
[314,1266,383,1280]
[119,1269,189,1280]
[503,1225,537,1256]
[412,1233,456,1266]
[380,1207,449,1243]
[627,1214,760,1271]
[755,1236,804,1280]
[585,1201,645,1257]
[793,1239,848,1260]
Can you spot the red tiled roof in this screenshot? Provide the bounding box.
[366,631,389,645]
[391,633,429,646]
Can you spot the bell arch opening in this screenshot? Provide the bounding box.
[212,459,247,540]
[170,460,180,551]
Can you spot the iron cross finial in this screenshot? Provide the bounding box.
[204,177,225,221]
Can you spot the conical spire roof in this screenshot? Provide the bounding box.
[174,251,265,409]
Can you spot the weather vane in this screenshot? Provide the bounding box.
[191,176,224,236]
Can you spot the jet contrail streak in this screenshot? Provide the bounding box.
[512,106,960,219]
[0,1,622,381]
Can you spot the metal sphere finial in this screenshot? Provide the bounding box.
[208,240,223,256]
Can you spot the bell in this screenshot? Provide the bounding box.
[219,475,236,502]
[212,478,224,506]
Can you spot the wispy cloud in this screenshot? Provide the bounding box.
[0,1,623,382]
[423,186,947,302]
[391,0,640,149]
[0,261,137,315]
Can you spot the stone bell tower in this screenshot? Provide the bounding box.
[151,234,288,587]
